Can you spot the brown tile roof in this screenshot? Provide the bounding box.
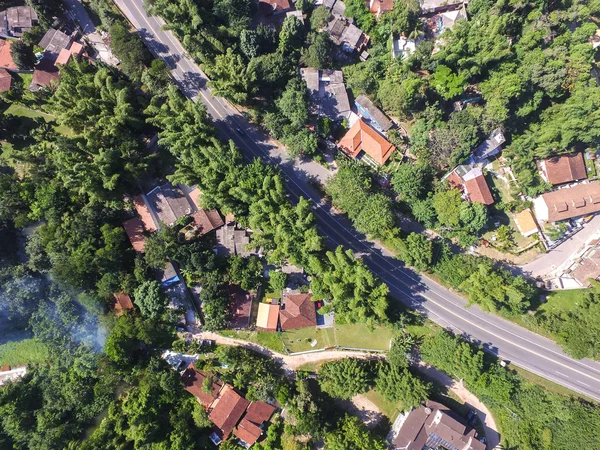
[540,182,600,222]
[111,291,134,314]
[0,39,18,71]
[280,293,317,330]
[339,119,396,165]
[0,68,12,92]
[192,209,224,235]
[122,217,146,253]
[464,174,494,205]
[542,153,587,185]
[259,0,291,14]
[132,195,157,233]
[244,401,276,425]
[369,0,394,15]
[188,187,203,209]
[234,419,264,446]
[32,56,60,88]
[181,366,224,407]
[571,258,600,287]
[209,385,250,439]
[228,285,252,329]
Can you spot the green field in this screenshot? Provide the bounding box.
[362,389,403,420]
[5,104,74,137]
[0,339,49,367]
[333,323,394,351]
[218,330,287,354]
[540,289,586,314]
[281,327,336,353]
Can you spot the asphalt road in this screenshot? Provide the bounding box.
[111,0,600,402]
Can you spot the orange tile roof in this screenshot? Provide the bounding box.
[209,385,250,439]
[0,39,17,71]
[133,195,157,232]
[122,217,146,253]
[188,187,203,209]
[464,174,494,205]
[69,41,84,55]
[192,209,224,235]
[514,209,538,236]
[55,48,71,66]
[339,119,396,165]
[181,365,224,407]
[369,0,394,14]
[244,401,276,425]
[234,418,263,446]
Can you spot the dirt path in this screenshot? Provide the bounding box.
[195,331,381,371]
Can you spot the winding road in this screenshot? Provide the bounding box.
[107,0,600,402]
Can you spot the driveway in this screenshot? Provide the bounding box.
[520,214,600,278]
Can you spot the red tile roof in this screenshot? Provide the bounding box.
[279,293,317,330]
[32,56,60,88]
[122,217,146,253]
[369,0,394,15]
[540,182,600,222]
[542,153,587,185]
[55,48,72,66]
[234,418,264,446]
[0,68,12,92]
[244,401,276,425]
[69,41,84,55]
[339,119,396,165]
[209,385,250,439]
[181,366,224,407]
[259,0,291,14]
[464,174,494,205]
[133,195,157,232]
[111,291,134,315]
[0,39,17,71]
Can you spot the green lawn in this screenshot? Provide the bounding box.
[363,389,403,420]
[5,104,74,137]
[0,339,49,367]
[333,323,394,351]
[218,330,287,354]
[539,289,586,315]
[281,327,336,353]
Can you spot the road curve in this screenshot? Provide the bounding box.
[111,0,600,402]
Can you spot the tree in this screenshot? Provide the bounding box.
[278,15,305,54]
[207,48,256,104]
[109,22,151,79]
[310,5,331,31]
[324,415,387,450]
[376,363,430,408]
[228,255,263,291]
[318,359,373,399]
[10,40,34,69]
[432,190,462,228]
[432,65,466,100]
[268,271,287,292]
[276,78,309,130]
[301,32,333,69]
[133,280,167,319]
[141,59,171,96]
[403,232,433,271]
[392,162,434,204]
[377,78,425,118]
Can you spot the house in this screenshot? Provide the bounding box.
[419,0,467,14]
[256,302,280,332]
[279,293,317,331]
[228,285,253,329]
[469,129,505,164]
[355,94,393,132]
[286,10,304,24]
[259,0,292,15]
[146,183,193,226]
[446,166,494,205]
[338,118,396,165]
[369,0,394,16]
[513,209,539,237]
[533,182,600,223]
[427,5,467,53]
[30,55,61,91]
[326,17,369,53]
[38,29,72,57]
[0,6,38,38]
[0,39,17,71]
[209,385,251,440]
[122,217,147,253]
[393,401,485,450]
[391,34,418,60]
[110,291,134,315]
[215,222,253,257]
[234,401,277,447]
[0,68,12,92]
[300,68,351,121]
[181,365,224,407]
[191,210,225,236]
[538,152,587,186]
[569,250,600,287]
[55,48,72,66]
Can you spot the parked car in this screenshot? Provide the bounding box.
[235,127,245,136]
[467,410,478,426]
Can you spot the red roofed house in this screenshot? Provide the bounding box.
[122,217,146,253]
[259,0,291,15]
[0,39,18,71]
[55,48,72,66]
[234,401,276,447]
[30,56,60,91]
[338,118,396,165]
[181,365,224,407]
[369,0,394,16]
[110,291,134,315]
[0,68,12,93]
[209,385,250,440]
[133,194,157,233]
[538,152,588,186]
[444,165,494,205]
[279,293,317,331]
[192,209,225,236]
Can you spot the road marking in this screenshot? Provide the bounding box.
[121,0,600,398]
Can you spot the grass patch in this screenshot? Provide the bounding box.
[539,289,585,315]
[5,104,74,137]
[363,389,403,420]
[281,327,335,353]
[218,330,287,354]
[0,339,49,366]
[334,323,394,351]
